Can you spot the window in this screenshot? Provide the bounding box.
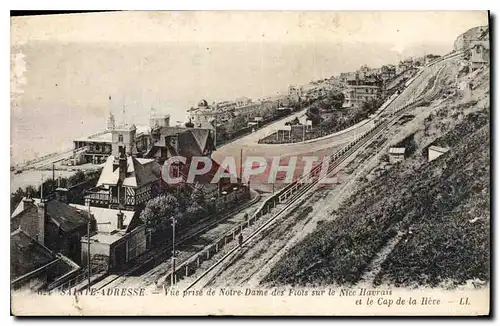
[118,134,123,142]
[476,46,481,54]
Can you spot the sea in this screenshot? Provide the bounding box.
[10,40,452,165]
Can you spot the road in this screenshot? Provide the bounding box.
[175,57,455,290]
[211,64,443,191]
[10,169,77,193]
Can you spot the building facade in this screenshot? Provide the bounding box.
[187,99,234,129]
[343,73,382,108]
[469,40,490,71]
[388,147,406,164]
[84,148,162,211]
[71,205,148,272]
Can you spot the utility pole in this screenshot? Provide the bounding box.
[52,163,55,182]
[239,149,243,183]
[86,199,91,290]
[170,217,177,286]
[40,175,44,200]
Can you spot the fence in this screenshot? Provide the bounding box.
[157,55,445,286]
[50,261,108,293]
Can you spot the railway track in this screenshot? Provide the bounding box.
[60,191,262,292]
[183,59,452,291]
[89,54,454,293]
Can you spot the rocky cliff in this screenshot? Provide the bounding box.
[453,25,489,51]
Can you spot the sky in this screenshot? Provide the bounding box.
[12,11,488,48]
[10,11,489,164]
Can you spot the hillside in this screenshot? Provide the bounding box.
[263,60,490,288]
[453,25,489,51]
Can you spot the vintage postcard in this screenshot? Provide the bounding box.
[10,11,490,316]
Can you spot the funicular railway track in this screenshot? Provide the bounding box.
[183,59,452,291]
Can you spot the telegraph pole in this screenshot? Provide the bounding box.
[239,149,243,183]
[170,217,177,286]
[86,199,91,290]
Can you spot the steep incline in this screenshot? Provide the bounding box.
[263,58,490,288]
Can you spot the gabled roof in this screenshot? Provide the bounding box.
[429,145,450,154]
[11,201,39,235]
[10,229,57,281]
[189,128,211,153]
[45,200,89,232]
[133,158,161,187]
[146,127,214,159]
[97,156,161,188]
[11,198,89,233]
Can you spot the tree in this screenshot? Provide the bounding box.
[139,194,179,233]
[190,186,205,203]
[68,170,85,186]
[186,202,205,219]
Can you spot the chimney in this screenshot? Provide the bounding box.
[117,210,124,230]
[36,201,46,245]
[55,187,68,203]
[118,146,127,183]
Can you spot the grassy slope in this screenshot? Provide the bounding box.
[263,82,490,288]
[375,120,490,287]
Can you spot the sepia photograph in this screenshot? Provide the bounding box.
[9,10,490,316]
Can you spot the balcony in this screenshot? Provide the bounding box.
[84,188,110,206]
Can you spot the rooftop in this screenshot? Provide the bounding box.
[429,145,450,154]
[74,131,113,143]
[11,198,89,233]
[135,124,151,136]
[89,231,125,245]
[146,127,214,158]
[389,147,406,155]
[96,155,161,188]
[10,229,56,281]
[69,204,137,234]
